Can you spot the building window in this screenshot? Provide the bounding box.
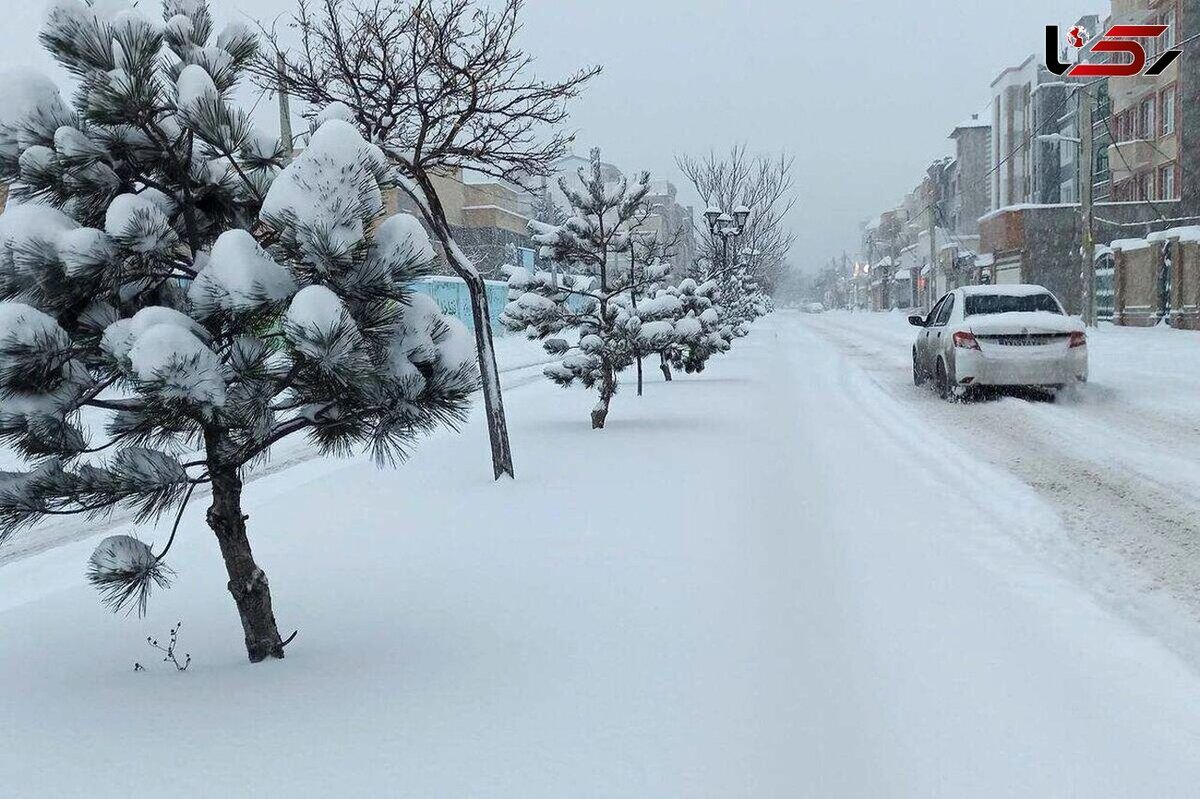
[1160,164,1177,200]
[1161,86,1176,136]
[1137,172,1152,200]
[1163,8,1177,50]
[1139,98,1155,139]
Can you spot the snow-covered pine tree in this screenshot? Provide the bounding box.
[623,227,682,396]
[716,266,770,336]
[501,148,671,428]
[0,0,476,663]
[255,0,600,480]
[660,278,729,376]
[627,287,681,389]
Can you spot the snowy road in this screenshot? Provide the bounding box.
[801,311,1200,641]
[4,314,1200,796]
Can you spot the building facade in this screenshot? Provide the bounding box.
[948,113,993,237]
[1107,0,1195,211]
[385,167,537,280]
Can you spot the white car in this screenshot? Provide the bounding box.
[910,285,1088,400]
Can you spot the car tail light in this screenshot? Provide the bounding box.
[1069,331,1087,349]
[953,331,981,351]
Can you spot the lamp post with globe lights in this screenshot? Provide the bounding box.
[703,202,752,275]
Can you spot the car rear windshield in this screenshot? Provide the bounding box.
[964,293,1061,316]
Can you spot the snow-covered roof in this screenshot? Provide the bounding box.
[952,112,991,132]
[975,253,995,268]
[1110,238,1151,251]
[979,203,1079,224]
[1147,226,1200,244]
[894,268,911,281]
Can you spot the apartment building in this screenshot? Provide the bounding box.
[948,113,993,237]
[1107,0,1194,209]
[385,167,537,279]
[990,56,1039,207]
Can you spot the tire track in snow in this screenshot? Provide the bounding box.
[813,312,1200,485]
[799,312,1200,623]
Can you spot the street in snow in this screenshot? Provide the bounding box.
[5,313,1200,796]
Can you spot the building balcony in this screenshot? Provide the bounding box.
[1110,72,1166,110]
[462,204,531,236]
[1108,139,1158,179]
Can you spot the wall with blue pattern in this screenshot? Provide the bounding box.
[411,277,510,335]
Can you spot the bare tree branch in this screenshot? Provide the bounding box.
[677,145,797,292]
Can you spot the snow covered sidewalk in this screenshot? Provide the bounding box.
[3,316,1200,797]
[0,334,552,565]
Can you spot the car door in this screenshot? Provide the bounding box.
[921,293,950,371]
[920,295,948,371]
[930,292,955,367]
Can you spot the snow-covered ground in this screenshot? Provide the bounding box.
[0,333,552,564]
[4,315,1200,797]
[803,310,1200,645]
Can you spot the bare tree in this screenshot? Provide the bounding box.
[676,145,797,293]
[254,0,600,479]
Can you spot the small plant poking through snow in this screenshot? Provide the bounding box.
[135,622,191,672]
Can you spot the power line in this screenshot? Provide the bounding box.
[898,84,1083,236]
[1098,111,1179,223]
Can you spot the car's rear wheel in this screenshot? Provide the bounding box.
[936,359,953,401]
[913,350,926,386]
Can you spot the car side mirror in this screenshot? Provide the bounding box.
[908,314,926,327]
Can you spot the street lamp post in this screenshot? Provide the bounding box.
[703,201,752,275]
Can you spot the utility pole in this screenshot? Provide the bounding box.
[1079,84,1096,327]
[277,53,294,165]
[928,189,939,309]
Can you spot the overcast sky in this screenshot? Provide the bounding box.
[3,0,1095,272]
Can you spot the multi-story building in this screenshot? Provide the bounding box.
[947,113,993,237]
[384,167,537,280]
[990,55,1039,208]
[1107,0,1195,211]
[1036,15,1108,205]
[642,178,697,273]
[990,51,1092,208]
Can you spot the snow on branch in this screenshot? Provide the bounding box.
[0,0,479,634]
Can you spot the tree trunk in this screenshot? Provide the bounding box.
[591,364,616,429]
[406,174,515,480]
[457,266,515,479]
[636,354,644,396]
[660,353,673,382]
[205,431,285,663]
